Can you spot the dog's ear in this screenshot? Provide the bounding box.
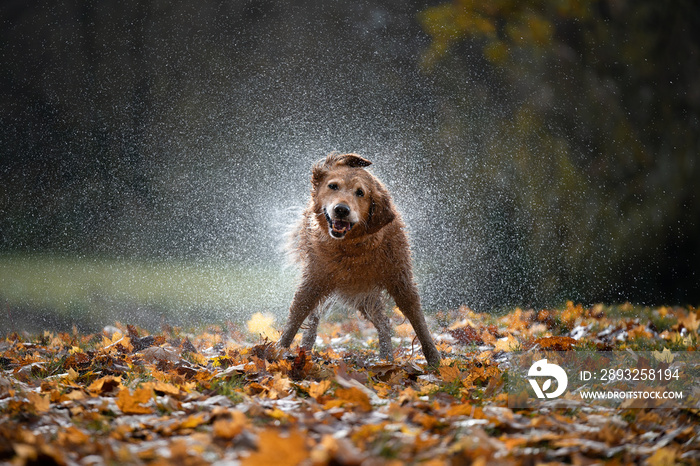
[366,187,396,235]
[335,153,372,168]
[311,153,372,188]
[311,159,327,189]
[324,152,372,169]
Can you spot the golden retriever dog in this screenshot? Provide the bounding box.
[277,152,441,366]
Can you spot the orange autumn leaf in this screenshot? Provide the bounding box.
[533,336,577,351]
[439,365,461,383]
[398,387,418,404]
[87,375,122,395]
[325,387,371,412]
[242,429,309,466]
[309,380,331,401]
[677,310,700,331]
[178,413,207,430]
[58,426,90,446]
[350,423,386,444]
[116,387,154,414]
[141,380,181,397]
[562,301,585,324]
[446,403,475,417]
[26,391,50,413]
[213,411,248,440]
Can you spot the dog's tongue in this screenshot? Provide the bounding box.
[333,220,350,232]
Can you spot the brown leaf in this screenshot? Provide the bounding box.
[139,345,181,364]
[289,348,312,381]
[64,351,90,369]
[534,336,577,351]
[449,325,484,345]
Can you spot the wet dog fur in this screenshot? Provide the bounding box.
[277,152,441,366]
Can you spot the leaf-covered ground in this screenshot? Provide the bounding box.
[1,302,699,465]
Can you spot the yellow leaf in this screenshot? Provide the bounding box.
[266,408,290,421]
[116,387,153,414]
[247,312,280,340]
[493,335,519,352]
[678,310,700,331]
[179,413,206,429]
[242,429,309,466]
[64,390,86,401]
[66,367,79,382]
[646,447,676,466]
[653,348,674,363]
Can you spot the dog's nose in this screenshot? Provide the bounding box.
[333,203,350,218]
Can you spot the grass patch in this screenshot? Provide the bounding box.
[0,253,296,333]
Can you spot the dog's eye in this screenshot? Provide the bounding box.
[355,188,364,197]
[328,183,339,190]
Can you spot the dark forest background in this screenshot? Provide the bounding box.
[1,0,698,318]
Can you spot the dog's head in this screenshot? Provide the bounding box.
[311,152,396,239]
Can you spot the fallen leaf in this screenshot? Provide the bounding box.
[653,348,674,363]
[26,391,50,413]
[645,447,677,466]
[493,335,519,352]
[139,345,181,364]
[87,375,122,395]
[309,380,331,401]
[534,336,577,351]
[242,429,309,466]
[213,411,247,440]
[325,387,371,412]
[439,365,461,383]
[449,325,484,345]
[116,387,154,414]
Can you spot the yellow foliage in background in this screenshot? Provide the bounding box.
[246,312,280,340]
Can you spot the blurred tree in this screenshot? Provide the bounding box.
[419,0,699,305]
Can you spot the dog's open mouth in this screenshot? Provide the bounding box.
[324,211,353,238]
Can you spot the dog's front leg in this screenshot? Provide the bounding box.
[388,279,441,366]
[278,279,329,349]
